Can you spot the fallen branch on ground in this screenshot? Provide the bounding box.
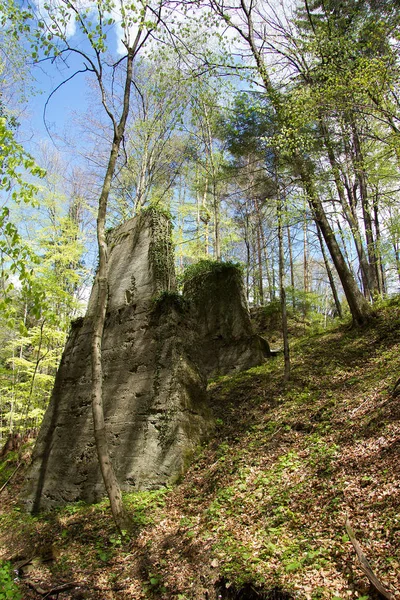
[345,516,394,600]
[26,580,79,598]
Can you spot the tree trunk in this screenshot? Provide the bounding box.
[261,225,273,303]
[372,188,386,295]
[227,16,371,324]
[395,243,400,284]
[303,205,309,319]
[90,51,135,534]
[214,190,221,261]
[297,157,373,326]
[335,217,358,281]
[202,175,210,256]
[316,223,342,318]
[319,117,375,298]
[254,199,264,305]
[286,221,295,310]
[350,119,380,297]
[276,177,290,383]
[271,238,277,301]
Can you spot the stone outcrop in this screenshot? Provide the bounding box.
[22,211,211,512]
[183,263,268,378]
[22,214,266,513]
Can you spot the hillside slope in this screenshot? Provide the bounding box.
[0,301,399,599]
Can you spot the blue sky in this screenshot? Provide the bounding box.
[21,47,101,161]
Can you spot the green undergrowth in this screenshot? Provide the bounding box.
[0,302,399,599]
[0,560,22,599]
[0,451,19,487]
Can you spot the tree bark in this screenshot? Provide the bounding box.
[254,198,264,305]
[297,158,373,326]
[318,117,375,298]
[286,221,295,310]
[276,166,290,382]
[211,2,372,326]
[316,223,343,318]
[349,119,380,297]
[372,187,386,295]
[90,50,135,533]
[303,205,309,319]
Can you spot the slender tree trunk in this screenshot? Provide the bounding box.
[195,167,202,258]
[316,223,342,318]
[90,50,136,534]
[297,158,373,326]
[214,190,221,261]
[276,174,290,383]
[245,239,251,301]
[319,117,374,298]
[349,119,380,297]
[303,205,309,319]
[256,223,263,304]
[134,144,149,213]
[250,224,258,304]
[335,216,358,281]
[201,176,210,256]
[271,238,277,301]
[254,199,264,305]
[177,180,185,271]
[23,320,46,428]
[394,243,400,284]
[264,249,273,303]
[260,223,273,302]
[202,100,221,260]
[372,188,386,295]
[286,222,295,310]
[92,141,130,533]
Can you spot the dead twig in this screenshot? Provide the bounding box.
[43,582,79,599]
[345,516,394,600]
[26,580,79,597]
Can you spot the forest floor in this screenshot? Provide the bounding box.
[0,300,399,600]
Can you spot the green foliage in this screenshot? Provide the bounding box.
[180,258,243,286]
[0,560,21,600]
[142,569,168,596]
[218,92,275,158]
[306,434,340,475]
[146,208,175,293]
[0,321,66,435]
[150,290,187,316]
[123,489,168,529]
[0,174,86,435]
[0,117,45,313]
[262,300,282,318]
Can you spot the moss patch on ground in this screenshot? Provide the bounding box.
[0,303,399,599]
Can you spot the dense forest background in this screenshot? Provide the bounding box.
[1,0,400,437]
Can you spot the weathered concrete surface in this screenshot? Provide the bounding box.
[22,211,211,512]
[22,215,267,513]
[183,264,267,378]
[87,209,175,314]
